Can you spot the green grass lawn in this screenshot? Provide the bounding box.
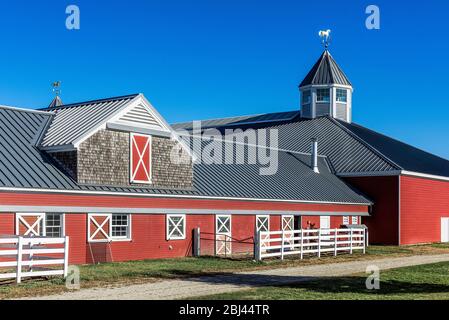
[195,262,449,300]
[1,243,448,299]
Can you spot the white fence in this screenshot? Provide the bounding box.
[255,228,366,261]
[0,236,69,284]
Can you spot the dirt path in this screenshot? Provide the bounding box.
[28,254,449,300]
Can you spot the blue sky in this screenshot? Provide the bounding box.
[1,0,448,158]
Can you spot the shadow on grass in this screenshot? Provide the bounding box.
[183,272,449,296]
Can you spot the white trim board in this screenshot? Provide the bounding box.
[0,206,370,216]
[0,186,371,206]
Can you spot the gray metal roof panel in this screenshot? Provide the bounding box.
[40,94,139,148]
[300,50,352,87]
[172,111,300,131]
[336,119,449,177]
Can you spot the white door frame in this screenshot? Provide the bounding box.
[216,215,232,255]
[442,217,449,243]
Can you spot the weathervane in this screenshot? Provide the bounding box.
[318,29,332,49]
[52,81,62,97]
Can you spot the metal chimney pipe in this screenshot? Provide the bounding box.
[311,138,319,173]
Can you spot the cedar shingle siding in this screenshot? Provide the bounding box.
[54,129,193,189]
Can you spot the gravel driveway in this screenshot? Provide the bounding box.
[28,254,449,300]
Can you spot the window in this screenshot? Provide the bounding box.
[343,216,350,225]
[316,89,330,103]
[336,89,347,103]
[130,133,152,184]
[16,213,64,237]
[167,215,186,240]
[256,215,270,232]
[111,214,130,239]
[352,216,359,225]
[302,91,311,105]
[88,213,131,242]
[46,213,64,237]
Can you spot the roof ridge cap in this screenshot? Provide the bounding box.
[0,105,54,115]
[328,117,403,170]
[40,93,140,111]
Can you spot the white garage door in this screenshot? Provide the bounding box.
[442,218,449,243]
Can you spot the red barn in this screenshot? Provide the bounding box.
[0,48,448,264]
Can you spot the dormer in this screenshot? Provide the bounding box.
[299,50,353,123]
[39,94,193,189]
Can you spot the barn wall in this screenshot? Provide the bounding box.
[400,175,449,245]
[344,176,399,245]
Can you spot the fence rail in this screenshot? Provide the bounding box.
[0,236,69,284]
[255,228,366,261]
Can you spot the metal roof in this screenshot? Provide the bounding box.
[172,111,300,131]
[299,50,352,88]
[191,136,371,204]
[0,105,370,205]
[40,94,139,148]
[337,120,449,177]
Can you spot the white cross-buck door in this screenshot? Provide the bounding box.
[16,213,45,236]
[256,215,270,248]
[216,215,232,255]
[88,214,112,242]
[282,215,295,247]
[442,218,449,243]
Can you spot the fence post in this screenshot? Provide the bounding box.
[350,229,353,254]
[317,229,321,258]
[334,229,338,257]
[64,236,70,278]
[300,230,304,260]
[16,236,23,284]
[362,229,366,254]
[193,228,200,257]
[254,230,261,262]
[366,229,369,248]
[281,229,285,260]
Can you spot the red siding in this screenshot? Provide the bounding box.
[344,176,399,245]
[400,175,449,245]
[0,213,14,234]
[0,192,369,264]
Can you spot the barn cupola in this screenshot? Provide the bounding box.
[299,31,353,123]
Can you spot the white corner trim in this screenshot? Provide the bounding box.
[401,170,449,183]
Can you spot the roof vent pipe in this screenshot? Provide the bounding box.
[311,138,319,174]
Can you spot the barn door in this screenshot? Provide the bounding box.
[256,215,270,248]
[216,215,232,255]
[130,133,152,184]
[16,213,45,236]
[442,218,449,243]
[88,214,112,242]
[282,215,295,247]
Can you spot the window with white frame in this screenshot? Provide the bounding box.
[352,216,359,225]
[167,215,186,240]
[111,214,131,239]
[336,89,347,103]
[343,216,350,225]
[316,89,330,103]
[45,213,64,237]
